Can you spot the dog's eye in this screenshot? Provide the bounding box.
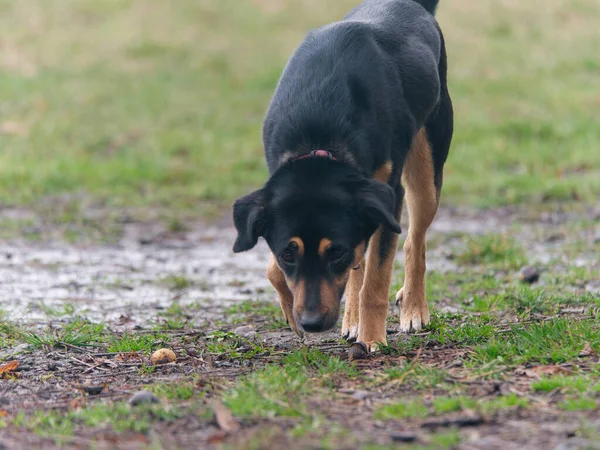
[281,249,295,264]
[327,247,347,262]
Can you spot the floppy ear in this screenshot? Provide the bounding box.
[232,189,266,253]
[356,179,402,234]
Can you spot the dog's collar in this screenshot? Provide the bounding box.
[294,150,336,161]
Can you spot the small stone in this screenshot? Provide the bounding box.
[519,266,539,284]
[233,326,255,337]
[586,281,600,295]
[150,348,176,365]
[352,390,370,401]
[391,432,417,443]
[348,342,368,361]
[128,391,159,406]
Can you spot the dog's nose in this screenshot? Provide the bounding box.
[299,311,326,333]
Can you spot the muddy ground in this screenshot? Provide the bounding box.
[0,205,599,449]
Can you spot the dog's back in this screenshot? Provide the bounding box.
[263,0,444,174]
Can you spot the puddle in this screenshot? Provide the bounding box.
[0,207,597,324]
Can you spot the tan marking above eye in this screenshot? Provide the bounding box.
[318,238,333,258]
[289,237,304,256]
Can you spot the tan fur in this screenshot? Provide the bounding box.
[357,225,400,351]
[318,238,332,258]
[373,161,393,183]
[319,280,338,316]
[397,128,438,333]
[353,161,399,351]
[290,237,304,257]
[293,279,306,319]
[341,242,366,339]
[267,254,303,337]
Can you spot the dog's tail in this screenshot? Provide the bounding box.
[412,0,439,15]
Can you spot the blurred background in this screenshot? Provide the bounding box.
[1,0,599,232]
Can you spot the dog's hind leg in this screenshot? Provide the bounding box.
[267,254,303,337]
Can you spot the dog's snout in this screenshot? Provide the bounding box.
[299,311,327,333]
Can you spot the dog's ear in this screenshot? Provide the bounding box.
[232,189,266,253]
[356,179,402,234]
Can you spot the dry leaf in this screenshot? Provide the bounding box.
[524,365,570,378]
[0,410,8,417]
[0,360,20,379]
[579,342,595,357]
[69,398,86,410]
[213,402,240,433]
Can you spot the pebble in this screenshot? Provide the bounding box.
[585,281,600,295]
[128,391,160,406]
[351,390,369,401]
[519,266,540,284]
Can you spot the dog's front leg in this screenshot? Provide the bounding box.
[357,226,399,352]
[267,254,304,337]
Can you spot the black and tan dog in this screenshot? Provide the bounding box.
[233,0,453,352]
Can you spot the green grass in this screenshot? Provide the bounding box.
[160,275,193,291]
[12,400,191,439]
[224,348,358,418]
[378,394,529,421]
[0,0,598,219]
[107,332,168,354]
[21,320,105,350]
[455,234,526,269]
[471,318,600,366]
[375,400,429,420]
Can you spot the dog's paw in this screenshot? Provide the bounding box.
[397,289,429,333]
[395,287,404,306]
[341,324,359,343]
[363,340,386,353]
[289,321,305,339]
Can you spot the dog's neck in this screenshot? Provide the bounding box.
[279,148,358,170]
[293,150,337,162]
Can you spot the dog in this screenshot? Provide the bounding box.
[233,0,453,353]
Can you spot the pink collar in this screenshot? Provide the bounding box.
[295,150,336,161]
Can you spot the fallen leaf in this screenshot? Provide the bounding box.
[116,351,140,361]
[69,398,86,410]
[0,410,8,417]
[0,360,20,379]
[213,401,240,433]
[579,342,595,357]
[523,365,570,378]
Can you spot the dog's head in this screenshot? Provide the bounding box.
[232,159,401,333]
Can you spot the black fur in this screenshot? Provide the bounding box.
[233,0,453,333]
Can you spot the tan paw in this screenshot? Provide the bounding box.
[357,331,387,353]
[395,287,404,306]
[398,290,429,333]
[341,324,359,342]
[282,311,304,338]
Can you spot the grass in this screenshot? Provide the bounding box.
[12,400,192,440]
[107,332,168,354]
[455,235,526,269]
[0,0,598,221]
[1,0,600,448]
